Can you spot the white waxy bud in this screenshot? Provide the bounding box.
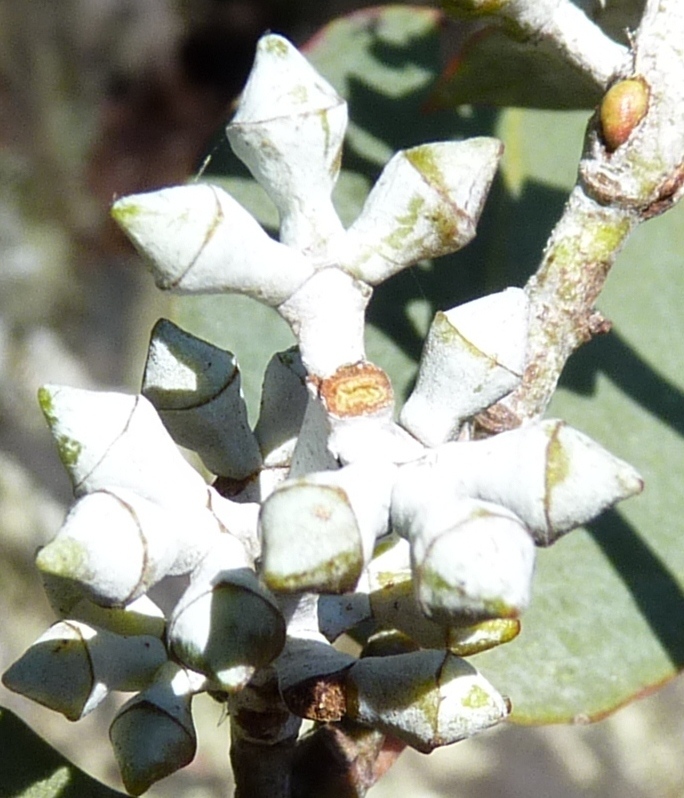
[260,462,394,594]
[254,347,308,468]
[112,184,314,305]
[142,319,262,479]
[392,490,535,623]
[110,662,204,796]
[346,650,509,752]
[2,620,167,721]
[36,488,221,606]
[366,536,521,652]
[279,268,371,378]
[168,535,285,692]
[36,491,177,606]
[226,34,346,251]
[408,420,644,545]
[38,385,208,506]
[276,636,355,721]
[400,288,528,446]
[343,139,503,284]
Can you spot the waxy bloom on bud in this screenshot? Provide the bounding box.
[226,34,347,251]
[393,493,536,623]
[38,385,208,506]
[168,535,285,692]
[110,663,204,796]
[143,318,262,479]
[400,287,529,446]
[398,419,643,546]
[2,621,166,721]
[346,650,509,752]
[112,184,314,305]
[260,461,395,593]
[343,139,503,284]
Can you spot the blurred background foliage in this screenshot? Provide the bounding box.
[2,1,684,797]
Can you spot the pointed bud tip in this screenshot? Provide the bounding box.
[36,538,88,581]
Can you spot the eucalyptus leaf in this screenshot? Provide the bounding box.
[0,707,126,797]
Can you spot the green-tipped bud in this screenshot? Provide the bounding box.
[112,184,314,305]
[38,385,208,505]
[346,650,509,752]
[343,138,503,284]
[400,288,528,446]
[226,33,347,251]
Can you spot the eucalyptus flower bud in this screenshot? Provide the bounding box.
[2,620,166,721]
[343,138,503,284]
[168,535,285,692]
[392,490,536,622]
[400,288,528,446]
[346,650,509,752]
[254,347,308,468]
[38,385,208,506]
[111,183,314,305]
[36,488,220,605]
[226,33,347,251]
[399,419,643,545]
[142,318,262,479]
[367,536,521,651]
[260,461,395,593]
[110,663,204,796]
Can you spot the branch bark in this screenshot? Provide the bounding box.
[499,0,684,422]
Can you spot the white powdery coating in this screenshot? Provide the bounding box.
[259,477,364,594]
[328,415,425,466]
[169,536,284,692]
[398,419,643,545]
[112,184,314,305]
[278,267,370,378]
[143,320,262,479]
[304,461,397,565]
[343,138,503,284]
[414,501,535,622]
[400,288,528,446]
[36,491,178,606]
[392,489,535,621]
[227,34,346,251]
[347,650,508,752]
[3,620,166,721]
[40,385,208,507]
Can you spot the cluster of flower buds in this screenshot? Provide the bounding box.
[3,34,643,795]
